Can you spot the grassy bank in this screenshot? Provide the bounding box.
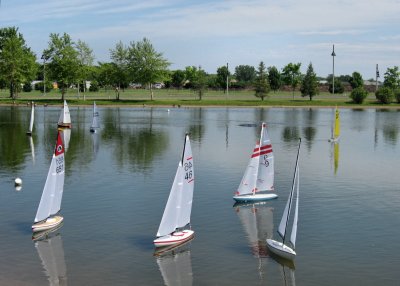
[1,88,399,108]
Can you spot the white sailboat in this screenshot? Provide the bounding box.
[26,101,35,135]
[89,101,100,133]
[328,107,340,142]
[266,138,301,260]
[32,131,65,233]
[57,100,72,128]
[233,122,277,202]
[154,134,195,247]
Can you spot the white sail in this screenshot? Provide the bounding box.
[35,235,67,286]
[236,142,260,196]
[290,167,299,248]
[256,123,274,191]
[156,135,194,237]
[58,100,71,126]
[35,132,65,223]
[90,102,100,130]
[28,103,35,133]
[277,181,293,239]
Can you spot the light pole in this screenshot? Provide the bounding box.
[375,64,380,92]
[226,62,229,98]
[331,44,336,95]
[41,54,46,96]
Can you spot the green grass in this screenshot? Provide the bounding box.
[1,88,399,108]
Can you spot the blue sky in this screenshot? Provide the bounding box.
[1,0,399,79]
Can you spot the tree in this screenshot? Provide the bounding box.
[192,67,208,100]
[300,63,319,101]
[282,62,302,98]
[76,39,94,99]
[127,38,170,100]
[110,41,129,100]
[216,65,230,91]
[43,33,80,101]
[171,69,186,88]
[268,66,282,92]
[254,61,270,101]
[328,77,344,94]
[349,71,364,89]
[375,86,394,104]
[0,27,37,99]
[184,66,199,88]
[234,65,256,88]
[383,66,400,89]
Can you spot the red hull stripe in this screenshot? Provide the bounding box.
[155,235,193,245]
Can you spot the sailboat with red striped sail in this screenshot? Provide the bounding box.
[233,122,277,202]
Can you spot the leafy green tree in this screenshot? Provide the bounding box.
[127,37,170,100]
[184,66,199,88]
[328,77,344,94]
[300,63,319,101]
[395,89,400,103]
[349,71,364,89]
[375,86,394,104]
[0,27,37,99]
[254,61,270,101]
[216,65,230,91]
[282,62,302,98]
[268,66,282,92]
[42,33,80,101]
[171,69,186,88]
[383,66,400,89]
[350,87,368,104]
[234,65,256,88]
[76,39,94,98]
[192,67,208,100]
[110,41,129,100]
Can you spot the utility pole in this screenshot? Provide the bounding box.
[375,64,380,92]
[41,54,46,96]
[226,62,229,99]
[331,45,336,95]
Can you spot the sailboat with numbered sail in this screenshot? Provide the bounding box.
[32,130,65,233]
[266,138,301,260]
[233,122,277,202]
[154,133,195,247]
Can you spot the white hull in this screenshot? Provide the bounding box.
[266,239,296,260]
[233,193,277,202]
[89,127,97,133]
[58,123,72,129]
[32,216,64,233]
[154,230,194,247]
[328,137,339,143]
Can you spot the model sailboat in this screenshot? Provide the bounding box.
[233,122,277,202]
[26,101,35,135]
[266,138,301,260]
[57,100,72,128]
[328,107,340,142]
[32,131,65,233]
[154,134,195,247]
[90,101,100,133]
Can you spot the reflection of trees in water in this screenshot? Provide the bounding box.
[101,108,169,173]
[0,106,30,171]
[301,108,317,151]
[375,109,399,146]
[281,109,300,143]
[349,109,368,132]
[187,108,205,144]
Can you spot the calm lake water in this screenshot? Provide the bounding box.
[0,105,399,285]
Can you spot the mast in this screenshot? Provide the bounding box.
[181,133,188,165]
[280,138,301,244]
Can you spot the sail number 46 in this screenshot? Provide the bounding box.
[184,161,193,181]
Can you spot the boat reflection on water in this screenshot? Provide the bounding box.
[59,128,71,152]
[154,238,194,286]
[29,136,35,164]
[234,202,274,258]
[33,224,67,286]
[268,253,296,286]
[91,132,99,158]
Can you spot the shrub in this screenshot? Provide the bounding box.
[23,82,32,92]
[395,88,400,103]
[375,87,394,104]
[350,87,368,104]
[89,81,99,92]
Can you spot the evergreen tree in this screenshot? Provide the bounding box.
[254,61,270,101]
[300,63,319,101]
[268,66,281,92]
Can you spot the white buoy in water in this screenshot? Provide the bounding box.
[15,177,22,186]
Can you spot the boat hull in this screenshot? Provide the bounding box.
[233,193,277,202]
[89,128,96,133]
[266,239,296,260]
[154,230,194,247]
[32,216,64,233]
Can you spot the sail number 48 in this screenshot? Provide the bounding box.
[184,161,193,181]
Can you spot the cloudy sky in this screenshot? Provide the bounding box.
[1,0,399,79]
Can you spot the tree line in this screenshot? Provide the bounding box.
[1,26,400,104]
